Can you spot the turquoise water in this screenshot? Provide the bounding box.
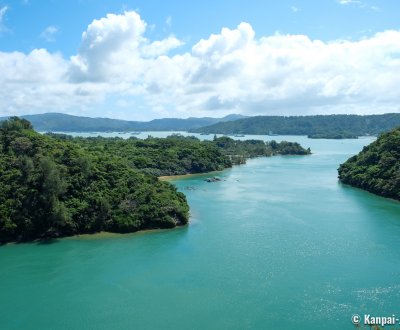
[1,136,400,330]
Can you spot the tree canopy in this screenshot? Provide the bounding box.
[49,134,311,176]
[0,118,189,243]
[191,113,400,137]
[338,127,400,200]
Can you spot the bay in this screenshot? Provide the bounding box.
[1,135,400,329]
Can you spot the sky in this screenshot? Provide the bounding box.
[0,0,399,120]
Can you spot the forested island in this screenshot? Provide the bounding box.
[191,113,400,137]
[48,134,311,176]
[1,113,399,137]
[338,127,400,201]
[307,133,358,139]
[0,118,310,243]
[0,113,246,132]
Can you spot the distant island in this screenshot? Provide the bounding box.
[1,113,400,138]
[0,113,247,132]
[0,118,310,243]
[307,133,358,139]
[338,127,400,201]
[191,113,400,138]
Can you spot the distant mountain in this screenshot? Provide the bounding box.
[134,114,247,131]
[190,114,400,137]
[0,113,247,132]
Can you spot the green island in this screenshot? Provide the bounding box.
[47,134,311,176]
[307,133,358,139]
[0,118,310,243]
[0,112,246,132]
[191,113,400,137]
[338,127,400,201]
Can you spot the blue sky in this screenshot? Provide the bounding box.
[0,0,399,120]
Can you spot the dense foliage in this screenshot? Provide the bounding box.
[212,136,311,164]
[49,134,311,176]
[60,134,232,177]
[0,113,246,132]
[338,127,400,200]
[0,118,189,243]
[191,113,400,137]
[308,133,358,139]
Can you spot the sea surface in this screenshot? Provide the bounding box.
[1,134,400,330]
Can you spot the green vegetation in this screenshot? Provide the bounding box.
[49,134,311,176]
[57,134,232,177]
[338,127,400,201]
[212,136,311,164]
[191,113,400,137]
[308,133,358,139]
[0,118,189,243]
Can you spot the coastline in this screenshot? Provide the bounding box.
[159,170,223,181]
[0,226,188,245]
[67,227,187,241]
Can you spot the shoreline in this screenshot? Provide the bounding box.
[159,170,224,181]
[0,226,188,245]
[67,227,187,241]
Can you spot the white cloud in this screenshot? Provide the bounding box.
[69,11,147,82]
[0,49,67,83]
[0,10,399,119]
[0,6,9,33]
[0,6,7,20]
[336,0,380,11]
[69,11,182,83]
[40,26,58,42]
[141,36,183,57]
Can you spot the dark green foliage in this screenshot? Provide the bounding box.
[212,136,310,164]
[308,133,358,139]
[59,135,310,176]
[69,135,232,177]
[192,113,400,137]
[0,118,189,243]
[338,127,400,200]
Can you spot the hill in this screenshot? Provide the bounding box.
[0,113,246,132]
[338,127,400,201]
[190,114,400,137]
[0,117,189,243]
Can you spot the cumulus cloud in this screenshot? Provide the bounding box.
[0,49,67,83]
[69,11,182,83]
[0,10,399,119]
